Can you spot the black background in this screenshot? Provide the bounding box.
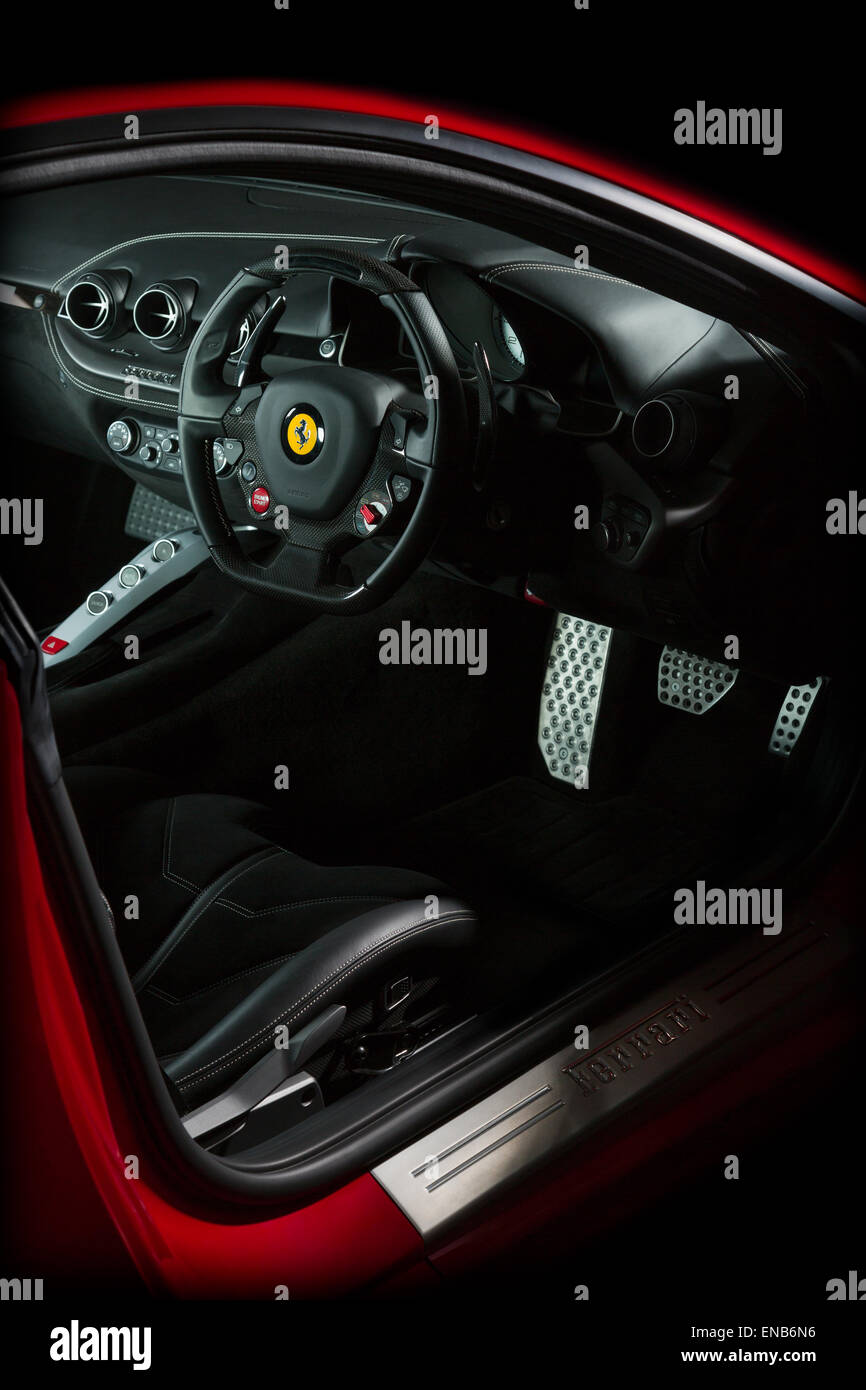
[7,0,859,268]
[2,0,862,1352]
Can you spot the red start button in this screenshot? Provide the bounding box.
[41,635,69,654]
[250,486,270,515]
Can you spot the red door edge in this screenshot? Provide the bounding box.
[1,664,423,1298]
[0,80,863,303]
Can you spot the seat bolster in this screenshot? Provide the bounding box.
[164,896,477,1106]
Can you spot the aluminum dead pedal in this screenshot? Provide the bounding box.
[538,614,612,788]
[125,482,195,541]
[768,679,823,756]
[657,646,738,714]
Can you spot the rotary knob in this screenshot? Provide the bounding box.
[213,437,244,476]
[591,520,622,553]
[106,419,139,454]
[354,490,392,536]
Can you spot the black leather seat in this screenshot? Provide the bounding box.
[65,768,477,1109]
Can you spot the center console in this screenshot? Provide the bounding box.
[40,527,213,669]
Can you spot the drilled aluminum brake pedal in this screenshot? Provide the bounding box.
[538,614,612,788]
[657,646,738,714]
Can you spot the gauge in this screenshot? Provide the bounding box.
[492,308,525,369]
[421,264,525,380]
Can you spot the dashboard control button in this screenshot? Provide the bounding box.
[250,486,270,514]
[119,564,144,588]
[391,475,411,503]
[106,419,139,454]
[591,520,621,553]
[241,461,257,483]
[85,590,113,615]
[138,443,160,468]
[151,538,178,563]
[161,434,179,454]
[390,414,408,451]
[41,634,69,655]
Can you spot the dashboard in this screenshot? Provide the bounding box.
[0,170,819,669]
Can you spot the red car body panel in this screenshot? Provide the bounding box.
[5,659,857,1294]
[1,91,861,1296]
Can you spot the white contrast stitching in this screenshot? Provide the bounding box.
[484,262,644,291]
[159,799,404,919]
[211,893,400,918]
[48,231,387,406]
[145,951,297,1004]
[52,231,387,293]
[146,847,283,979]
[175,910,475,1088]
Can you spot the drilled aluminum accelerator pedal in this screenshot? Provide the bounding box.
[768,679,823,756]
[657,647,738,714]
[538,614,612,788]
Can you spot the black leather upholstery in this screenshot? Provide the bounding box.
[481,261,716,412]
[65,767,477,1108]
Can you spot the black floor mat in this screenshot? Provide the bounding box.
[58,565,813,1002]
[392,776,724,921]
[377,649,793,932]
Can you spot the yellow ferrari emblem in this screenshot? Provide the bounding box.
[286,411,318,457]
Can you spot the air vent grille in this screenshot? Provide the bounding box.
[64,276,115,337]
[133,284,185,346]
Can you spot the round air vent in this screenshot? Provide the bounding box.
[632,391,725,473]
[632,397,680,459]
[632,393,702,472]
[133,283,186,350]
[64,275,117,338]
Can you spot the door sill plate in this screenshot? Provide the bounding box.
[372,916,855,1239]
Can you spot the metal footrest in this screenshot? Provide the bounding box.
[538,614,612,788]
[768,679,823,756]
[657,646,738,714]
[125,482,195,541]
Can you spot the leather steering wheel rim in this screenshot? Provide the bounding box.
[177,244,467,612]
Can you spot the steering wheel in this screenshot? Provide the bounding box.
[178,245,467,612]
